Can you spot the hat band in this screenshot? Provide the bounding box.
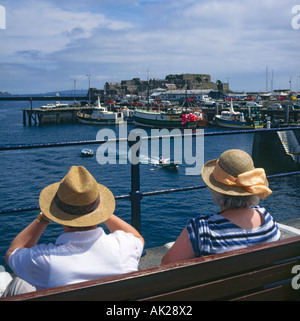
[213,160,272,199]
[54,193,100,215]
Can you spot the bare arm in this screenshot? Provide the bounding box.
[5,213,50,265]
[161,228,195,265]
[104,214,145,246]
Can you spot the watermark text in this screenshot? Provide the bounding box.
[292,265,300,290]
[292,5,300,30]
[0,5,6,30]
[95,122,204,176]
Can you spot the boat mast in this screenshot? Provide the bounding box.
[229,98,234,113]
[73,80,76,103]
[147,68,150,109]
[87,74,91,106]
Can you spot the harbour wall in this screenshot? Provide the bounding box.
[252,130,300,171]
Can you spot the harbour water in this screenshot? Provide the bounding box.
[0,101,299,271]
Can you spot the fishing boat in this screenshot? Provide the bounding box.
[133,108,204,129]
[77,97,124,125]
[215,100,264,129]
[194,110,208,127]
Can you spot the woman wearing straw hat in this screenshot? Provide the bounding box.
[161,149,280,265]
[3,166,144,296]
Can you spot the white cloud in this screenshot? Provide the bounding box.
[0,0,299,93]
[2,0,132,54]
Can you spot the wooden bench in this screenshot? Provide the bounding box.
[2,236,300,301]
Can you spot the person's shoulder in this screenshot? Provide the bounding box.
[187,213,214,230]
[251,205,270,217]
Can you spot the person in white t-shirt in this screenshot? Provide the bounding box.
[3,166,144,296]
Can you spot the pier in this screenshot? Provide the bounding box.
[22,106,93,126]
[0,95,93,125]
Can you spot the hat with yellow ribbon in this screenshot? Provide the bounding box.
[201,149,272,200]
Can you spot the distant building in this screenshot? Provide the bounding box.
[87,88,104,102]
[165,73,228,91]
[102,73,229,98]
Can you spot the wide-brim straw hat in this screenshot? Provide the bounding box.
[201,149,265,197]
[39,166,115,227]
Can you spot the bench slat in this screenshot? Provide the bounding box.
[140,260,300,301]
[233,283,300,301]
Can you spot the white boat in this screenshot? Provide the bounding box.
[77,97,124,125]
[151,157,179,169]
[215,100,264,129]
[81,149,94,157]
[121,108,134,123]
[156,161,179,169]
[40,102,69,109]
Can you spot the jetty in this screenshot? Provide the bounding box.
[22,106,93,126]
[0,95,92,125]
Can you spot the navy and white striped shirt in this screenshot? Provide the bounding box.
[186,206,281,257]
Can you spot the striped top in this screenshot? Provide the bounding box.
[186,206,281,257]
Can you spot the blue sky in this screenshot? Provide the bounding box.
[0,0,300,94]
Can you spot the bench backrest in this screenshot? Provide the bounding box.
[2,236,300,301]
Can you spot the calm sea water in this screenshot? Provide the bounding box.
[0,100,299,270]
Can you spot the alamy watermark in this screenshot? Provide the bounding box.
[292,5,300,30]
[292,265,300,290]
[95,122,204,176]
[0,5,6,30]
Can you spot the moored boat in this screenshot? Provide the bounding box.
[120,107,134,123]
[133,108,205,129]
[77,97,124,125]
[215,100,264,129]
[193,110,208,127]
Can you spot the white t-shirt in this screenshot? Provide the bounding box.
[8,227,144,291]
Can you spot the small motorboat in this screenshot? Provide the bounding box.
[156,161,179,169]
[81,149,94,157]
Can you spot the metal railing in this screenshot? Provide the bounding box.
[1,126,300,233]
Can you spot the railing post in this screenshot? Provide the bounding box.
[128,133,143,233]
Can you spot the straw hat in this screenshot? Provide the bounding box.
[39,166,115,227]
[201,149,271,198]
